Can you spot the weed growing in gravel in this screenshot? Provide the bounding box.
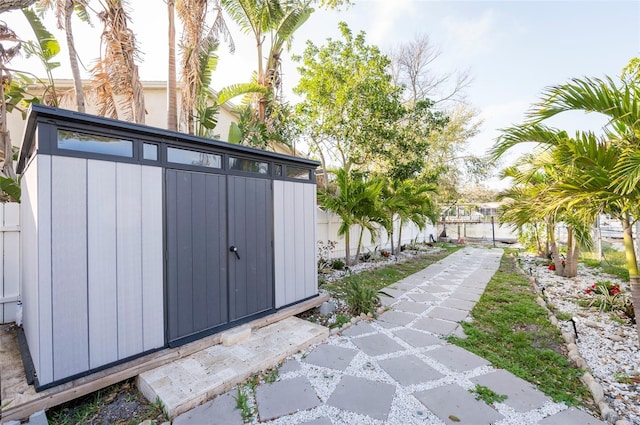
[448,252,593,407]
[234,387,252,421]
[263,366,279,383]
[469,384,507,405]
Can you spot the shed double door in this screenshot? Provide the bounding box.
[166,169,273,345]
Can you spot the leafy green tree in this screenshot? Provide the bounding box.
[294,22,405,177]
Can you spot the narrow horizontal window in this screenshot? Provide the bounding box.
[229,157,269,174]
[58,130,133,157]
[143,143,158,161]
[167,147,221,168]
[286,166,311,180]
[274,164,283,176]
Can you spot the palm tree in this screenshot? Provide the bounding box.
[176,0,233,134]
[36,0,89,112]
[318,169,384,266]
[493,74,640,340]
[91,0,145,123]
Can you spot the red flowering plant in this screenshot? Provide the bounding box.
[585,280,621,295]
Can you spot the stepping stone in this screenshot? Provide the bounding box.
[327,375,395,421]
[421,285,448,293]
[457,285,486,295]
[393,300,429,314]
[379,310,416,326]
[428,307,469,322]
[407,292,439,303]
[379,295,396,306]
[394,328,443,347]
[173,391,242,425]
[299,417,333,425]
[414,383,504,424]
[539,407,607,424]
[440,298,475,311]
[470,369,550,412]
[278,359,301,374]
[351,333,405,356]
[303,345,357,371]
[449,290,481,302]
[255,376,321,421]
[381,287,405,298]
[342,322,376,337]
[413,317,458,335]
[379,354,444,385]
[424,345,489,372]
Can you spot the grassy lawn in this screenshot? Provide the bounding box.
[321,243,464,294]
[448,251,593,407]
[580,246,629,281]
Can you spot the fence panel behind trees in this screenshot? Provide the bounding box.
[0,202,20,324]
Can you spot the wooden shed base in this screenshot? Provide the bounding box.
[0,295,328,423]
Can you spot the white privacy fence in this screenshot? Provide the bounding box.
[316,207,438,260]
[0,203,20,324]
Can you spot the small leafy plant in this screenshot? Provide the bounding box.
[469,384,508,405]
[234,387,252,421]
[330,313,350,329]
[342,279,390,316]
[586,281,634,320]
[331,259,345,270]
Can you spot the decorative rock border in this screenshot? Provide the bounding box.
[527,274,631,425]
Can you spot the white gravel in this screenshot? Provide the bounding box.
[520,254,640,425]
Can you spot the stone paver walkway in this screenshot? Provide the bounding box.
[172,246,607,425]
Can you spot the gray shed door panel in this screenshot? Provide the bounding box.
[166,170,228,343]
[166,171,273,344]
[228,176,273,321]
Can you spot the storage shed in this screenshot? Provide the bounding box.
[16,105,319,391]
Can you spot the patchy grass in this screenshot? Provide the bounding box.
[48,379,167,425]
[580,247,629,281]
[448,253,593,407]
[469,384,508,405]
[322,244,463,294]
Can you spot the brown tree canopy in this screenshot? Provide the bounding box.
[0,0,37,13]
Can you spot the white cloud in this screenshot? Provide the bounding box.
[442,9,499,56]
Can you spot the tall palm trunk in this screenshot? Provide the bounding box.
[354,226,364,265]
[344,229,351,266]
[548,220,564,276]
[621,214,640,343]
[167,0,177,131]
[64,0,85,112]
[564,226,577,278]
[397,220,403,254]
[0,65,16,179]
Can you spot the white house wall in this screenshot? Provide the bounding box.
[25,155,164,386]
[273,181,317,308]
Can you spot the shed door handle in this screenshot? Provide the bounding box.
[230,246,240,260]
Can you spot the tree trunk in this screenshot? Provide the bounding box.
[0,65,16,180]
[388,214,395,255]
[533,222,542,256]
[354,226,364,265]
[622,215,640,344]
[344,228,351,266]
[65,0,85,113]
[167,0,177,131]
[564,226,576,278]
[397,220,403,254]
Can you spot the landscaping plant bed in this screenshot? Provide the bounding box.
[520,253,639,424]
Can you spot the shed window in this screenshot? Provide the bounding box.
[286,166,311,180]
[274,164,282,176]
[58,130,133,157]
[167,147,221,168]
[143,143,158,160]
[229,157,269,174]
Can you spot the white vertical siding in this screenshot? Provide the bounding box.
[116,163,144,359]
[87,160,118,369]
[273,181,317,308]
[51,156,89,381]
[141,166,164,351]
[0,203,20,323]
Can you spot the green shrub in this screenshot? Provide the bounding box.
[343,279,389,316]
[331,259,345,270]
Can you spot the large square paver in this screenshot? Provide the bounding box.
[450,290,481,302]
[379,310,416,326]
[421,285,448,293]
[379,354,444,385]
[407,292,439,303]
[342,322,376,337]
[394,329,443,348]
[351,333,405,356]
[393,300,429,314]
[428,306,469,322]
[303,344,358,371]
[327,375,395,421]
[413,317,458,335]
[255,376,321,421]
[424,345,489,372]
[440,298,475,311]
[470,369,550,412]
[539,407,607,424]
[173,391,242,425]
[414,383,503,424]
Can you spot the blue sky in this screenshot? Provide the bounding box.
[6,1,640,185]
